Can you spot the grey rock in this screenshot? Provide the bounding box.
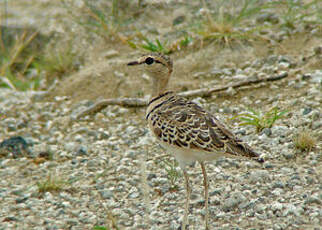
[222,192,247,212]
[249,170,270,183]
[282,151,295,160]
[302,107,312,115]
[66,218,78,226]
[313,45,322,55]
[254,203,266,214]
[309,70,322,84]
[76,145,88,156]
[210,68,224,77]
[128,192,140,199]
[147,173,157,180]
[271,202,283,211]
[103,50,119,59]
[64,142,76,152]
[261,128,272,137]
[312,120,322,130]
[0,136,31,158]
[272,181,285,189]
[15,195,29,204]
[173,15,185,26]
[305,196,321,205]
[86,160,99,168]
[99,189,113,199]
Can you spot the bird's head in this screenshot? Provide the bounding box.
[127,53,173,80]
[127,53,173,96]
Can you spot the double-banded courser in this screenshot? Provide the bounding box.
[128,53,263,230]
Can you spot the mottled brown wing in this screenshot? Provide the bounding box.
[149,95,260,159]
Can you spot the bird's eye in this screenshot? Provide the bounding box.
[145,57,154,65]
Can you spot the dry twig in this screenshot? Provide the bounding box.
[72,72,288,120]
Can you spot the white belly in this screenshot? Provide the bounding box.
[158,141,224,169]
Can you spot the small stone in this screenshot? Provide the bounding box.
[263,162,274,169]
[233,74,247,80]
[278,62,290,70]
[249,170,270,183]
[309,70,322,84]
[272,181,285,189]
[193,71,207,78]
[65,142,76,152]
[261,128,272,137]
[103,50,119,59]
[128,192,140,199]
[15,195,29,204]
[254,203,266,214]
[225,87,236,96]
[66,218,78,226]
[312,120,322,130]
[99,190,113,199]
[313,45,322,55]
[302,107,312,115]
[87,160,98,168]
[222,192,247,212]
[76,145,88,156]
[282,151,295,160]
[114,71,125,78]
[147,173,157,180]
[209,188,223,196]
[302,73,312,80]
[271,202,283,211]
[0,136,30,158]
[305,196,321,205]
[173,15,185,26]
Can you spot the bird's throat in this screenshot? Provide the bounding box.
[151,76,169,98]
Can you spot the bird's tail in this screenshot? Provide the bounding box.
[226,140,264,163]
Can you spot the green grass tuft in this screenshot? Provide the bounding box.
[232,107,287,132]
[37,173,68,193]
[161,158,181,191]
[140,38,170,54]
[0,30,41,90]
[93,226,109,230]
[191,0,269,46]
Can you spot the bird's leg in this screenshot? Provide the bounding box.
[200,162,209,230]
[182,169,191,230]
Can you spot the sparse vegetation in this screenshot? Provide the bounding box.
[1,1,322,229]
[139,38,170,54]
[93,226,109,230]
[161,158,181,191]
[34,41,80,82]
[232,107,287,132]
[0,29,41,90]
[37,173,67,193]
[269,0,321,30]
[0,25,80,91]
[294,130,316,152]
[61,0,132,44]
[190,0,270,46]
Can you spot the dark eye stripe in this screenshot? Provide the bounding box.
[155,59,166,66]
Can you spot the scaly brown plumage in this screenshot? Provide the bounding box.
[128,53,263,230]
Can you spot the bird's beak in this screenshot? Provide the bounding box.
[127,61,140,66]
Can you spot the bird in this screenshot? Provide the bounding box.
[127,53,264,230]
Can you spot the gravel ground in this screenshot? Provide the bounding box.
[0,1,321,229]
[0,54,321,230]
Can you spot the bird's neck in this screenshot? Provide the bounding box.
[151,74,170,98]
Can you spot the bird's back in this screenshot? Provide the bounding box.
[146,92,263,163]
